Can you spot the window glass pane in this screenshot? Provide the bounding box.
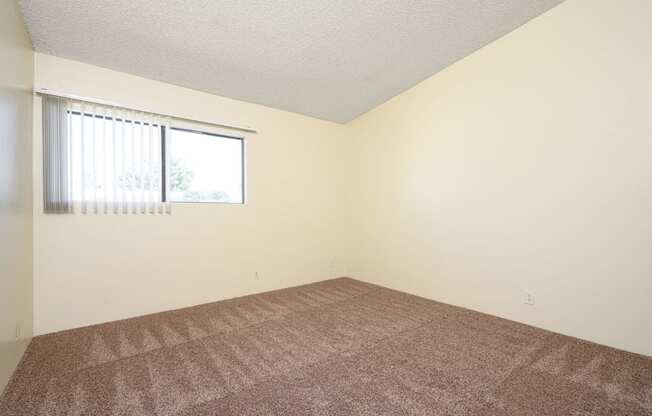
[167,128,244,203]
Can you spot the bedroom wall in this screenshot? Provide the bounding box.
[0,0,34,393]
[347,0,652,356]
[30,0,652,358]
[32,53,350,335]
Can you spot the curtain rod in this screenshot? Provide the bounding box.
[34,87,257,134]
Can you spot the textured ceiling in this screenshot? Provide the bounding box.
[20,0,564,123]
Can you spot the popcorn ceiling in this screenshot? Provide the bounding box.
[20,0,563,122]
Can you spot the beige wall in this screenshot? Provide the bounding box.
[347,0,652,356]
[0,0,34,393]
[30,0,652,358]
[33,53,350,335]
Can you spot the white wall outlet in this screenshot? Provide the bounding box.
[15,322,21,340]
[254,271,260,281]
[524,291,534,306]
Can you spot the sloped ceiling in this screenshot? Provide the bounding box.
[20,0,565,123]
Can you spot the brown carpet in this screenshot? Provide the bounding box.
[1,278,651,415]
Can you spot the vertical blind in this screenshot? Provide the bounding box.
[42,96,72,213]
[42,95,172,214]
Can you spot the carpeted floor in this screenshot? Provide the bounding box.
[1,278,651,415]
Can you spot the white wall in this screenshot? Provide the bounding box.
[347,0,652,356]
[0,0,34,393]
[33,53,350,335]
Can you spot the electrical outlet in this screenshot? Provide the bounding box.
[524,291,534,306]
[254,271,260,281]
[15,323,21,340]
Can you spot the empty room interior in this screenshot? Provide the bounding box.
[1,0,651,414]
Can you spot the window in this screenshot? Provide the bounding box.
[41,96,246,214]
[67,116,246,205]
[167,128,245,204]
